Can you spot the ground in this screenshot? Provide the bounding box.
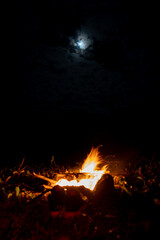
[0,153,160,240]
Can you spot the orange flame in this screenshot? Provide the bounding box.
[34,146,108,191]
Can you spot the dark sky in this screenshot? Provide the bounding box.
[2,0,160,166]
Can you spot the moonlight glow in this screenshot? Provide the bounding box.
[77,40,85,49]
[70,32,93,52]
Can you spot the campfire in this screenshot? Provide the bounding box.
[1,145,159,239]
[34,146,109,191]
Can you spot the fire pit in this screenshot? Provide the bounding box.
[33,146,115,212]
[34,146,109,191]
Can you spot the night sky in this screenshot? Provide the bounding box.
[2,0,159,166]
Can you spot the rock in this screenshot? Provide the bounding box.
[48,185,66,211]
[65,186,84,212]
[94,174,115,202]
[48,185,86,212]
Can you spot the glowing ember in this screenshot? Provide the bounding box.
[34,146,108,191]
